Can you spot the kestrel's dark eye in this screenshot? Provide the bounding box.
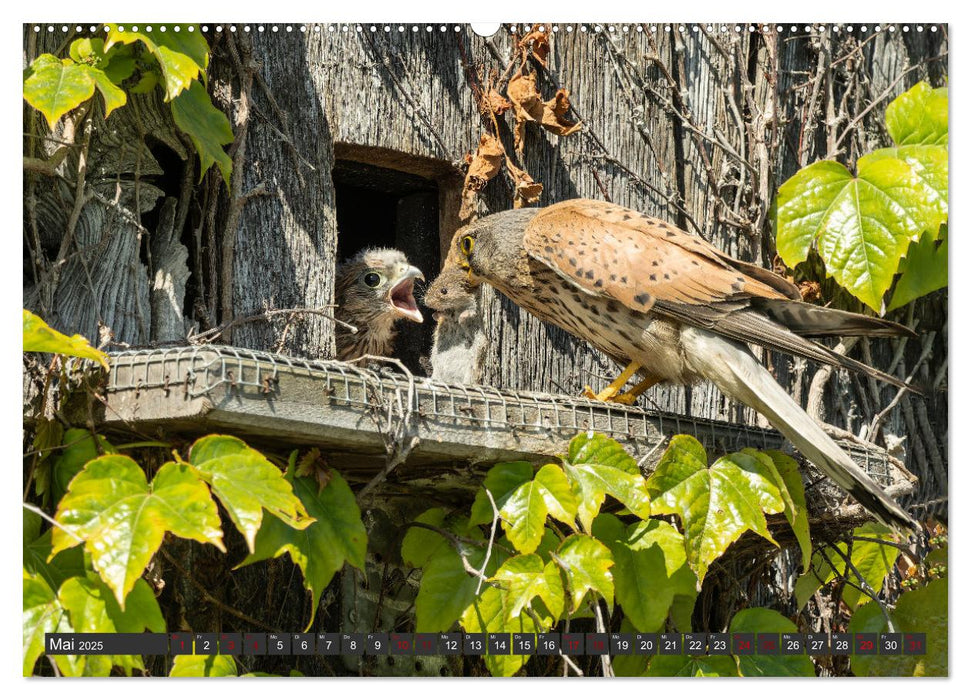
[363,272,383,288]
[461,236,475,255]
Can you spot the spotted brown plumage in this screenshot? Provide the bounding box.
[334,248,424,362]
[453,198,917,531]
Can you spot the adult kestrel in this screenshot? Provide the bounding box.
[452,198,917,530]
[335,248,424,361]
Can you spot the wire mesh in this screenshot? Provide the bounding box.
[105,345,899,491]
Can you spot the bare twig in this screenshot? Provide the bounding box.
[806,338,859,422]
[590,598,614,677]
[822,545,896,632]
[477,488,501,595]
[866,331,936,441]
[22,502,84,545]
[352,356,420,499]
[828,52,948,160]
[187,306,350,343]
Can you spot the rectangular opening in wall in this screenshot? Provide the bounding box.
[332,159,440,375]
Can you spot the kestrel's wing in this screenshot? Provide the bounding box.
[522,199,914,391]
[522,199,798,313]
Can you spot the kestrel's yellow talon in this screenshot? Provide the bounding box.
[616,376,659,404]
[582,361,643,402]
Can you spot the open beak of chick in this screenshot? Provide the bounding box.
[388,266,425,323]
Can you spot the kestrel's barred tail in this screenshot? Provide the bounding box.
[683,328,917,531]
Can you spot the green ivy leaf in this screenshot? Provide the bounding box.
[23,309,108,369]
[170,80,233,186]
[51,457,225,605]
[793,523,899,611]
[498,464,576,555]
[69,38,102,64]
[562,433,651,531]
[51,428,116,506]
[553,534,614,612]
[533,463,579,525]
[647,653,739,677]
[568,431,640,474]
[885,82,948,146]
[849,577,947,676]
[23,570,80,676]
[238,469,366,630]
[23,511,85,593]
[500,482,548,555]
[88,67,126,117]
[889,226,947,310]
[170,655,238,677]
[647,436,783,583]
[751,450,812,572]
[729,608,815,676]
[470,462,534,525]
[129,71,158,95]
[775,158,930,310]
[58,574,164,676]
[23,56,96,130]
[402,508,449,567]
[534,527,561,560]
[104,25,208,101]
[102,45,136,84]
[416,541,500,633]
[867,145,948,229]
[838,523,900,609]
[64,39,128,117]
[189,435,312,551]
[593,514,697,633]
[461,584,547,677]
[490,554,565,621]
[794,551,835,610]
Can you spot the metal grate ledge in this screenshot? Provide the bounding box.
[94,345,914,499]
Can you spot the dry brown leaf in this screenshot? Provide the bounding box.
[464,132,504,190]
[799,280,822,303]
[460,132,506,219]
[518,26,550,66]
[505,158,543,208]
[506,73,582,152]
[484,89,512,116]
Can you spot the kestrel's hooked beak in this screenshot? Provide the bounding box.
[458,255,477,283]
[388,265,425,323]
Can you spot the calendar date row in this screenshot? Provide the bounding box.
[46,632,926,657]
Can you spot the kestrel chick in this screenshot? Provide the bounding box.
[452,198,918,530]
[335,248,425,361]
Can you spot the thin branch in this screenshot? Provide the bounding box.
[820,546,895,631]
[590,598,614,677]
[22,502,84,546]
[828,52,948,160]
[477,488,501,595]
[187,306,350,343]
[866,331,936,441]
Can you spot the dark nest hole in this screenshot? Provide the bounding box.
[333,159,440,375]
